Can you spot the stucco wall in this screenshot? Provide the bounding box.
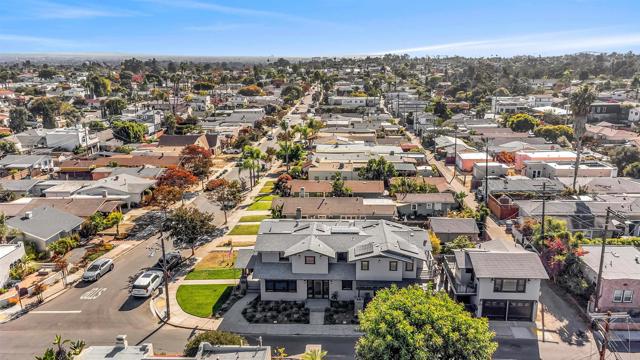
[355,257,403,281]
[290,251,329,274]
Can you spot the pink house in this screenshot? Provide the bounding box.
[514,150,576,170]
[581,245,640,313]
[456,152,490,172]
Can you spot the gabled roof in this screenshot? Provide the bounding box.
[396,192,456,204]
[78,174,155,195]
[6,206,83,241]
[273,197,396,217]
[429,217,479,234]
[283,235,336,258]
[467,251,549,279]
[157,134,208,148]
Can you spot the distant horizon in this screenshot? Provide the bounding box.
[1,0,640,57]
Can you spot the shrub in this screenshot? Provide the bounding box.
[183,331,246,357]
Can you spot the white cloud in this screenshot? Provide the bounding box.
[139,0,334,26]
[376,30,640,56]
[31,1,141,19]
[0,34,80,48]
[185,24,249,32]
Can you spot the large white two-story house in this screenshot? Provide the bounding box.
[245,219,434,302]
[442,245,549,322]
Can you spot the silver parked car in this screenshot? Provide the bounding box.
[82,258,114,282]
[131,270,164,298]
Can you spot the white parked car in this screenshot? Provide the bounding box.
[222,148,241,154]
[131,270,164,298]
[82,258,114,282]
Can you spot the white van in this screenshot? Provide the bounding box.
[131,270,163,298]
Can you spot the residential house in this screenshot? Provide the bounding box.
[585,124,640,145]
[588,102,622,122]
[307,162,359,181]
[629,107,640,122]
[0,179,41,197]
[523,160,617,179]
[556,177,640,195]
[428,217,479,243]
[91,166,165,180]
[442,247,549,321]
[480,177,565,220]
[580,245,640,313]
[0,243,25,287]
[0,154,53,178]
[328,96,378,108]
[121,109,163,135]
[272,197,396,220]
[491,96,529,114]
[456,152,490,172]
[76,336,271,360]
[395,193,457,219]
[514,150,577,170]
[44,126,99,152]
[0,197,122,219]
[74,174,155,207]
[7,207,84,251]
[288,180,384,198]
[247,219,433,301]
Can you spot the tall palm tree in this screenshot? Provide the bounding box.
[279,120,293,171]
[570,84,596,192]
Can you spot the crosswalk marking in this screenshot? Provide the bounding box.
[80,287,107,300]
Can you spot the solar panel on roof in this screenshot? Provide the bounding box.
[354,242,374,256]
[398,241,419,254]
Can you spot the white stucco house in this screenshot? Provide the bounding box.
[0,242,25,287]
[242,219,434,302]
[442,244,549,321]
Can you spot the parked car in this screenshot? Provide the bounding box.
[131,270,164,298]
[153,251,182,271]
[223,148,241,154]
[266,134,274,140]
[82,258,114,282]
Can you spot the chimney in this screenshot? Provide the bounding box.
[300,187,305,198]
[295,207,302,220]
[24,211,33,219]
[115,335,128,349]
[101,190,108,198]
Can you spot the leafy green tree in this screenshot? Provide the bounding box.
[30,97,60,129]
[88,120,107,131]
[37,68,57,80]
[533,125,574,142]
[443,235,476,254]
[331,172,352,197]
[0,141,19,154]
[623,162,640,178]
[506,113,539,132]
[112,120,147,143]
[164,113,177,135]
[356,285,497,360]
[276,142,304,164]
[183,330,246,357]
[301,349,328,360]
[358,156,397,184]
[427,97,452,120]
[104,97,127,116]
[9,107,30,133]
[165,206,216,256]
[609,146,640,176]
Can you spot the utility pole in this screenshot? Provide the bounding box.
[594,208,612,312]
[599,311,611,360]
[484,137,489,207]
[540,182,547,240]
[160,233,171,321]
[452,126,458,179]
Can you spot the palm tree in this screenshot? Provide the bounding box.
[279,120,293,170]
[301,349,328,360]
[295,125,311,148]
[570,84,596,192]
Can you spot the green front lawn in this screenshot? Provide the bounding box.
[238,214,271,223]
[247,201,272,211]
[259,186,274,194]
[185,269,241,280]
[255,194,278,201]
[228,224,260,235]
[176,285,232,318]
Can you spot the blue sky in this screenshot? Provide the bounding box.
[1,0,640,57]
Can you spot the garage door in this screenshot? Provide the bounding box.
[482,300,507,320]
[507,300,533,321]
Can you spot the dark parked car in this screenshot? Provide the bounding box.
[153,251,182,271]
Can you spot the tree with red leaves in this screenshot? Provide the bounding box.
[206,178,229,191]
[495,151,515,164]
[181,145,214,183]
[157,167,197,188]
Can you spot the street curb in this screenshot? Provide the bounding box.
[149,292,215,331]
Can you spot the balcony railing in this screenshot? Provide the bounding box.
[443,255,477,295]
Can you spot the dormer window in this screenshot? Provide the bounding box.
[305,256,316,265]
